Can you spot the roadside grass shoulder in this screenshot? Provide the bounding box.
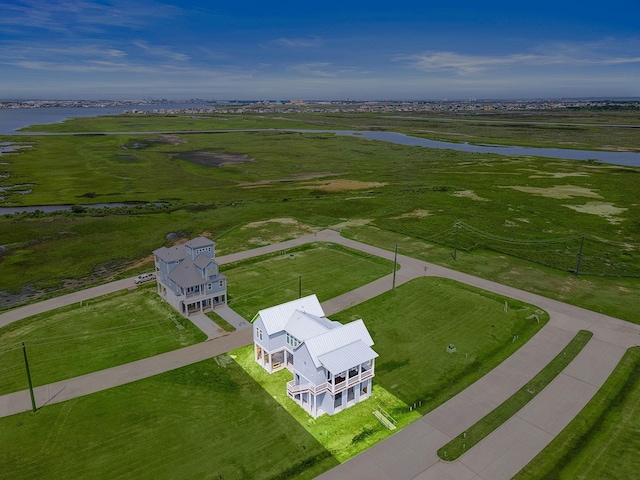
[0,285,206,395]
[513,346,640,480]
[438,330,592,460]
[0,357,339,480]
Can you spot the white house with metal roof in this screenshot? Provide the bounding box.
[153,237,226,316]
[253,294,377,418]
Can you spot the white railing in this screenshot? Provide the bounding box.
[286,369,374,396]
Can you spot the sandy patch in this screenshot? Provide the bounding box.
[239,172,340,187]
[504,220,518,227]
[530,172,590,179]
[499,185,602,199]
[563,202,627,224]
[452,190,490,202]
[242,218,299,229]
[393,209,432,219]
[297,180,387,192]
[331,219,373,229]
[516,218,530,223]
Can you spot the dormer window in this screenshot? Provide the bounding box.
[286,333,300,348]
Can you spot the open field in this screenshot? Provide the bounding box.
[1,113,638,324]
[0,285,205,395]
[514,347,640,480]
[330,277,548,411]
[223,242,393,319]
[0,357,339,480]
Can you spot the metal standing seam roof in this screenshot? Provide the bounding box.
[257,294,324,335]
[304,319,375,369]
[284,311,340,342]
[317,340,378,374]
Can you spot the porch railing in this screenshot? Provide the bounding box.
[286,369,374,396]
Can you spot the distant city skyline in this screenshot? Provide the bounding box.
[1,1,639,100]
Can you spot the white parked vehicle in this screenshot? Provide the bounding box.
[134,273,156,284]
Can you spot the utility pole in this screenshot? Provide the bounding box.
[575,235,585,277]
[453,221,460,260]
[392,244,398,291]
[298,275,302,298]
[22,342,37,412]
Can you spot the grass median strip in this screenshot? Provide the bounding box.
[513,346,640,480]
[437,329,593,461]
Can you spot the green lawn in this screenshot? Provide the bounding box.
[514,346,640,480]
[233,345,422,462]
[330,277,548,412]
[0,285,206,395]
[223,242,393,319]
[0,357,339,480]
[439,330,592,460]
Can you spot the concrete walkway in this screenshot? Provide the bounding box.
[186,312,227,340]
[211,305,252,330]
[1,229,639,480]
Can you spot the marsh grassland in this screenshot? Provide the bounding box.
[0,110,638,478]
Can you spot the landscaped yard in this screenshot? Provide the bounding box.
[222,242,393,319]
[0,285,206,395]
[0,357,339,480]
[330,277,548,412]
[233,345,422,462]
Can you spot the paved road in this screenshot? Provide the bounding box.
[1,229,639,480]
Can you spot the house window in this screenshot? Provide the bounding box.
[286,333,299,348]
[207,283,212,290]
[256,327,263,341]
[219,280,224,287]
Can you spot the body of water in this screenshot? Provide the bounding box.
[334,131,640,167]
[0,107,639,166]
[0,103,215,135]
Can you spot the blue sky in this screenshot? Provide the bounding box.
[1,1,639,100]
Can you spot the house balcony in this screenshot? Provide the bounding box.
[286,368,374,397]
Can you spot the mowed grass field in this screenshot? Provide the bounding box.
[223,242,393,319]
[330,277,548,411]
[0,358,339,480]
[0,285,205,395]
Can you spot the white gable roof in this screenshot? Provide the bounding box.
[304,319,375,369]
[257,294,324,336]
[317,340,378,374]
[284,311,340,342]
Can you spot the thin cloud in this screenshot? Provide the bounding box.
[396,40,640,75]
[0,0,184,32]
[133,41,190,62]
[271,37,322,48]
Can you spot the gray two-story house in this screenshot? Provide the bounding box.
[253,295,378,418]
[153,237,226,316]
